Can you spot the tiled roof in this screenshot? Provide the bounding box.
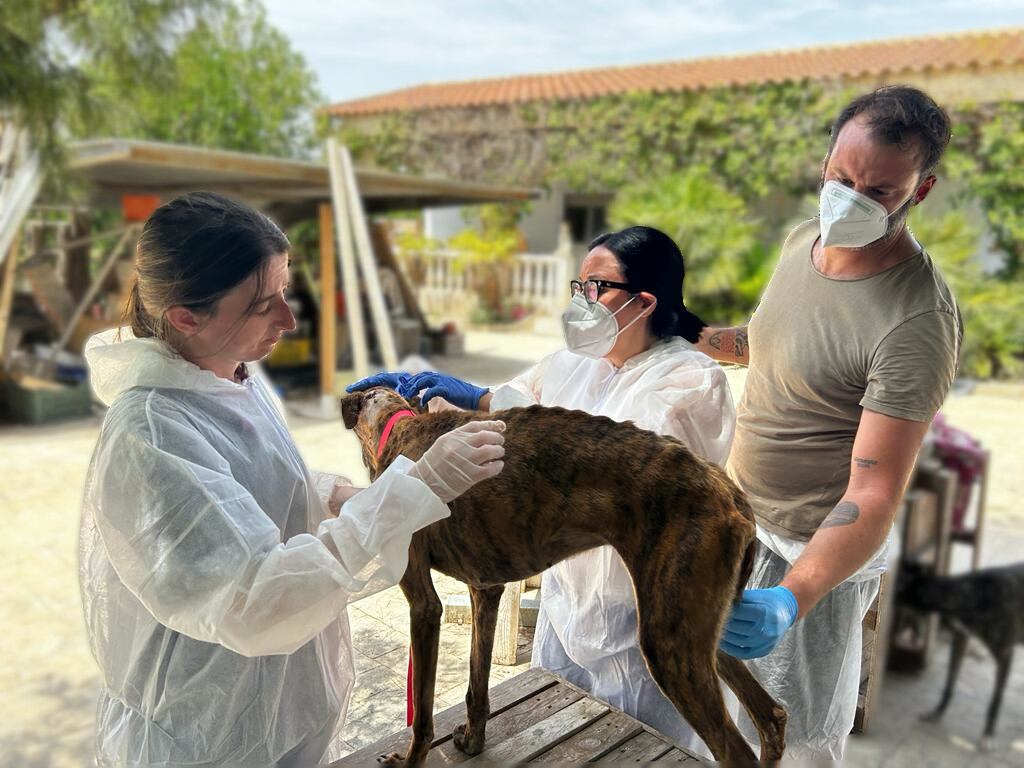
[324,27,1024,117]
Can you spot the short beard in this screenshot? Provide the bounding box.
[840,196,913,252]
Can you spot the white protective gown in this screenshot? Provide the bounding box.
[80,329,450,767]
[490,337,736,757]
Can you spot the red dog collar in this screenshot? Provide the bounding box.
[377,409,416,460]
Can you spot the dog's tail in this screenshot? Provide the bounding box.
[736,539,756,604]
[731,486,757,604]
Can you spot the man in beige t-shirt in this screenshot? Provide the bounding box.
[698,86,962,761]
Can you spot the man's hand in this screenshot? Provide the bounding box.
[719,586,799,660]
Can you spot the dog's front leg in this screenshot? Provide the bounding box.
[380,554,442,768]
[453,584,505,755]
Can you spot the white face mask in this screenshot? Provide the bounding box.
[819,179,911,249]
[561,293,646,359]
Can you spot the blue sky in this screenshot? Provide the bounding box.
[261,0,1024,104]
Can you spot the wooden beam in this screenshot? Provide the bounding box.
[317,203,337,400]
[326,139,369,377]
[52,226,134,356]
[337,143,399,370]
[0,231,22,365]
[494,580,524,666]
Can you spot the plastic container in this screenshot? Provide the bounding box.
[3,377,94,424]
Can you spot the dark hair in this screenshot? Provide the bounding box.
[124,191,289,342]
[588,226,706,343]
[828,86,952,178]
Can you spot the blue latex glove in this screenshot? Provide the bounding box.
[397,371,488,409]
[719,586,799,660]
[345,371,409,393]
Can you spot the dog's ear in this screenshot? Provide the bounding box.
[340,393,364,430]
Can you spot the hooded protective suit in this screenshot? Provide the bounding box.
[490,337,736,757]
[80,329,449,767]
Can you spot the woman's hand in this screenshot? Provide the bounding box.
[409,420,506,502]
[398,372,489,409]
[346,372,409,393]
[327,482,364,516]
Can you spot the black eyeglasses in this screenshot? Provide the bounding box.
[570,279,632,303]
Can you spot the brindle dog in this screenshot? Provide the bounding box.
[342,388,787,766]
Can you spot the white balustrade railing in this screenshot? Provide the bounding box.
[399,248,569,320]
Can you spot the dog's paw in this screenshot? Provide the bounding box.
[979,736,994,752]
[377,751,406,767]
[453,723,485,755]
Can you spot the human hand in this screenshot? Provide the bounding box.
[345,372,410,393]
[327,483,364,516]
[719,586,798,660]
[409,420,506,502]
[397,371,488,409]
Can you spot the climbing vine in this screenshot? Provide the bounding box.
[332,81,1024,377]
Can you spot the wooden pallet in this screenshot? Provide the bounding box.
[331,668,703,765]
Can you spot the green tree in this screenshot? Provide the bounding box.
[92,0,323,157]
[449,204,523,322]
[609,166,767,323]
[947,102,1024,279]
[1,0,218,171]
[910,208,1024,379]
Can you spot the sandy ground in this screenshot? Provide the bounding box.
[0,328,1021,766]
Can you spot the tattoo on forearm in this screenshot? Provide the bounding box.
[735,329,748,358]
[708,331,723,351]
[819,501,861,529]
[854,456,878,470]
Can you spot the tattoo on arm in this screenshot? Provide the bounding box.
[819,501,861,529]
[854,456,878,470]
[708,331,723,351]
[734,329,748,359]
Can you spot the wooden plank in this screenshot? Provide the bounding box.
[317,203,336,400]
[972,450,990,571]
[326,138,369,378]
[0,231,21,363]
[337,141,399,370]
[53,227,134,355]
[593,730,674,763]
[371,222,428,331]
[332,668,556,767]
[426,682,585,766]
[530,709,642,762]
[494,580,523,665]
[655,747,702,762]
[463,697,609,765]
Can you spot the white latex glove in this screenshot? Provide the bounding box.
[408,420,506,503]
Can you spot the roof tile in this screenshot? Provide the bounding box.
[325,28,1024,117]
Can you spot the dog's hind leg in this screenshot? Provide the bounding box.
[716,650,787,763]
[632,583,757,765]
[453,584,505,755]
[980,644,1014,752]
[922,627,968,723]
[382,552,443,768]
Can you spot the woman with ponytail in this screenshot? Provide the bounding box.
[349,225,736,758]
[79,192,506,767]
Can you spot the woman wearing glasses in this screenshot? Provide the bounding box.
[348,225,735,757]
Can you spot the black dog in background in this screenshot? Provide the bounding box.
[899,561,1024,751]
